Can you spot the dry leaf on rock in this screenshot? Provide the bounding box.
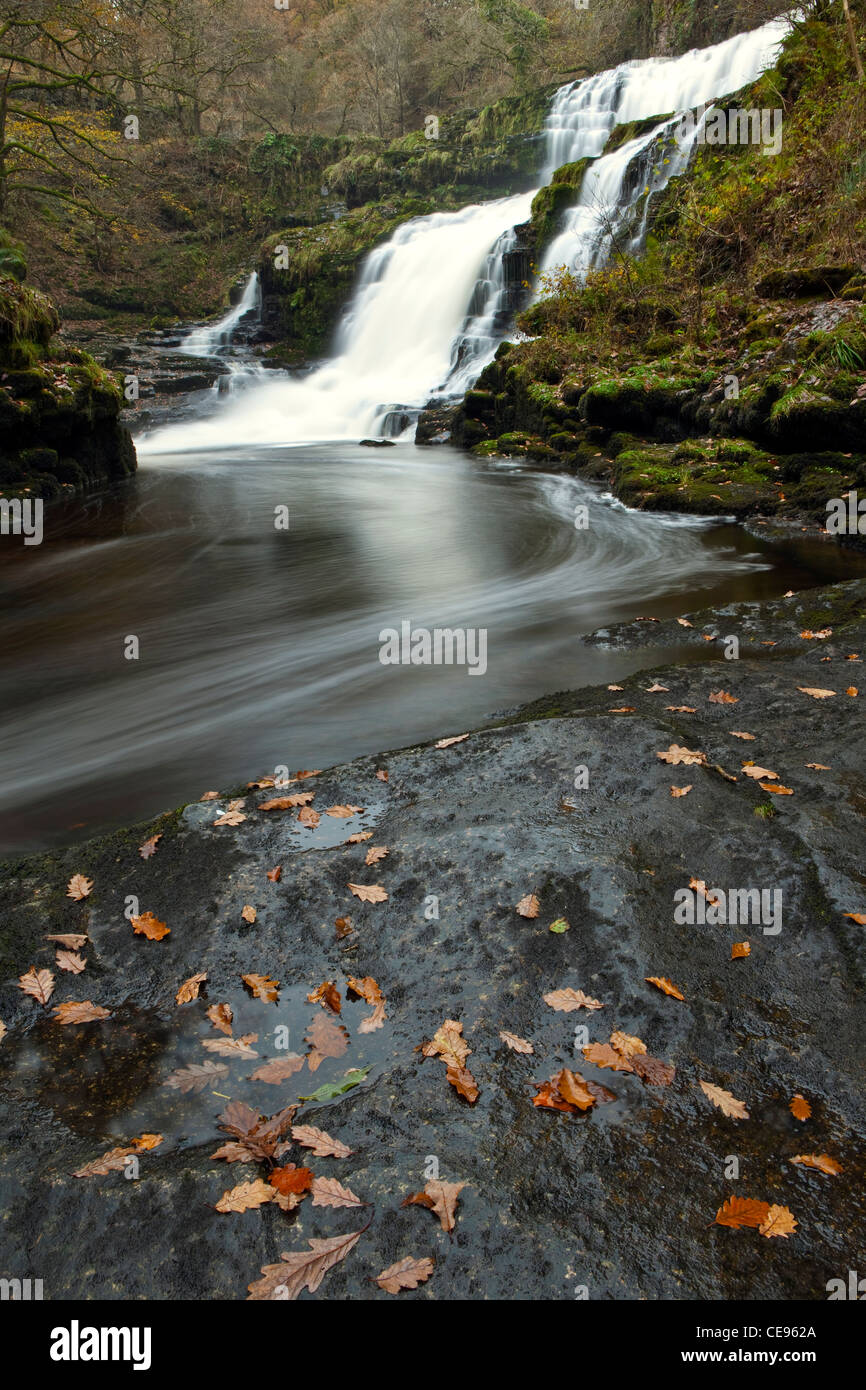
[52,1001,110,1024]
[207,1002,233,1035]
[402,1179,465,1232]
[699,1081,748,1118]
[789,1154,842,1175]
[516,893,540,918]
[434,735,469,748]
[307,980,341,1014]
[714,1196,771,1229]
[215,1179,274,1214]
[247,1230,363,1300]
[176,972,206,1004]
[66,874,93,900]
[656,745,706,767]
[291,1125,353,1158]
[45,933,88,949]
[347,882,388,903]
[544,987,603,1012]
[375,1256,434,1294]
[18,967,55,1003]
[499,1030,534,1054]
[139,834,162,859]
[243,973,279,1002]
[760,1205,797,1239]
[131,911,170,941]
[165,1060,229,1093]
[311,1176,365,1208]
[645,976,685,1000]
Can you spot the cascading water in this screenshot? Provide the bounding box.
[181,271,262,358]
[137,15,789,455]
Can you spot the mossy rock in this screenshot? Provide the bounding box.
[755,266,860,300]
[603,114,675,156]
[529,160,590,252]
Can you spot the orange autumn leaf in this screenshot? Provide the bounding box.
[731,941,751,959]
[18,967,55,1003]
[247,1229,363,1301]
[215,1179,274,1214]
[434,735,469,749]
[402,1179,465,1232]
[670,785,692,797]
[305,1014,349,1072]
[656,744,706,767]
[714,1196,771,1229]
[789,1154,842,1176]
[243,973,280,1003]
[699,1081,749,1120]
[709,690,739,704]
[52,1001,111,1025]
[790,1094,811,1121]
[259,793,315,811]
[843,912,866,925]
[499,1030,534,1054]
[66,873,93,900]
[307,980,341,1014]
[241,905,257,924]
[760,1205,798,1239]
[544,988,603,1012]
[269,1165,314,1196]
[266,865,282,882]
[582,1042,633,1072]
[347,882,388,903]
[56,950,86,974]
[250,1055,305,1084]
[797,687,835,699]
[609,1030,646,1058]
[290,1125,353,1158]
[325,805,363,818]
[207,1002,233,1035]
[645,976,685,1000]
[138,834,162,859]
[759,782,793,795]
[131,911,170,941]
[365,846,389,866]
[298,806,320,828]
[515,893,540,918]
[346,831,373,843]
[176,972,207,1004]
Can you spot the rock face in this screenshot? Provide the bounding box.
[0,276,136,501]
[0,580,864,1300]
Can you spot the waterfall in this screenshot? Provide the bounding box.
[137,16,789,455]
[181,272,262,358]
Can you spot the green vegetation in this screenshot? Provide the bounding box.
[451,3,866,528]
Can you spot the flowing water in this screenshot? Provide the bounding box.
[3,14,852,860]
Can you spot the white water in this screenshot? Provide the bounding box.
[137,15,789,455]
[181,270,262,357]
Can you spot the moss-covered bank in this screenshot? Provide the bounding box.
[0,275,135,501]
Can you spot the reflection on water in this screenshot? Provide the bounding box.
[0,443,861,854]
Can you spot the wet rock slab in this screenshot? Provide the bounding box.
[1,581,865,1300]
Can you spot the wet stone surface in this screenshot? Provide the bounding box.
[1,580,865,1300]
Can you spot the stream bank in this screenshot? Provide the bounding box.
[1,577,864,1299]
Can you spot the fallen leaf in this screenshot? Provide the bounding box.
[435,735,469,748]
[164,1060,229,1092]
[548,917,570,933]
[307,980,341,1014]
[632,1054,675,1086]
[131,911,170,941]
[806,763,830,771]
[645,683,669,693]
[138,834,162,859]
[665,706,697,714]
[215,1179,274,1214]
[609,1031,646,1059]
[797,687,835,699]
[714,1196,771,1229]
[402,1179,465,1232]
[325,805,363,818]
[544,988,603,1012]
[347,976,386,1032]
[311,1176,365,1208]
[348,882,388,903]
[45,933,88,949]
[299,1068,370,1103]
[760,1205,797,1239]
[676,617,693,628]
[365,846,389,866]
[847,686,859,697]
[243,973,280,1002]
[670,785,692,797]
[645,976,685,1000]
[52,1001,111,1024]
[347,831,373,844]
[730,731,756,740]
[582,1042,633,1072]
[800,629,832,640]
[742,764,777,780]
[18,967,56,1004]
[731,942,750,959]
[335,916,354,938]
[656,744,706,767]
[176,972,206,1004]
[422,1019,479,1103]
[66,874,93,901]
[250,1055,305,1083]
[259,793,315,810]
[607,684,624,691]
[499,1030,534,1054]
[843,912,866,925]
[699,1080,749,1120]
[200,790,219,801]
[74,1146,136,1178]
[269,1165,314,1196]
[375,1256,434,1294]
[305,1013,349,1071]
[248,1230,364,1300]
[266,866,282,882]
[759,782,793,795]
[241,905,257,925]
[290,1125,353,1158]
[709,690,739,704]
[202,1033,259,1058]
[375,769,389,782]
[516,893,540,918]
[295,769,322,780]
[207,1002,233,1035]
[790,1094,811,1121]
[298,806,320,828]
[789,1154,842,1176]
[609,706,636,714]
